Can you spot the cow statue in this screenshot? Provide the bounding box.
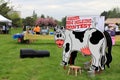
[68,31,112,69]
[54,26,112,72]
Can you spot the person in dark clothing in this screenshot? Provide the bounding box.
[22,25,26,31]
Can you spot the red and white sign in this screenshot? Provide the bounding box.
[66,16,105,32]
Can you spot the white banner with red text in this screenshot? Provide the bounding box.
[66,16,105,32]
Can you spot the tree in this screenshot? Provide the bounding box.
[35,17,57,27]
[23,17,35,26]
[8,11,22,27]
[0,0,12,17]
[36,18,44,26]
[32,10,37,23]
[61,16,66,26]
[41,14,45,18]
[101,7,120,19]
[100,11,108,20]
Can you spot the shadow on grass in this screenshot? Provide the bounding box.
[113,44,120,46]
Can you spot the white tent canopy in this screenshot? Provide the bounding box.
[0,14,12,23]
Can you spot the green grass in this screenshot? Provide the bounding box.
[0,28,120,80]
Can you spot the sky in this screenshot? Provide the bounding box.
[8,0,120,20]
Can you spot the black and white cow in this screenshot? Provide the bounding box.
[68,31,112,69]
[54,26,109,72]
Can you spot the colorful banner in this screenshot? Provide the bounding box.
[66,16,105,32]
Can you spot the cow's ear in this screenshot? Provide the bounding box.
[54,27,56,32]
[54,26,58,32]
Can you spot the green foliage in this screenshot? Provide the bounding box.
[57,16,66,26]
[32,10,37,23]
[41,14,45,18]
[101,7,120,19]
[8,11,22,27]
[22,17,35,26]
[61,16,66,26]
[0,0,22,27]
[0,28,120,80]
[0,0,12,17]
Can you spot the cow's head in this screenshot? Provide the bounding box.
[54,26,65,48]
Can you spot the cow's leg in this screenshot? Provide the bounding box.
[89,32,105,71]
[62,50,71,66]
[100,39,107,70]
[90,52,101,71]
[68,51,78,65]
[90,55,95,70]
[61,43,72,66]
[89,44,103,71]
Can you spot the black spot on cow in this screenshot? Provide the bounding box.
[72,31,85,42]
[65,43,70,53]
[90,30,104,44]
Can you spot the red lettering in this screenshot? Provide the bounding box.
[74,20,82,24]
[79,24,91,28]
[87,24,91,28]
[66,26,76,29]
[82,19,92,23]
[67,16,80,20]
[66,21,73,24]
[66,16,92,30]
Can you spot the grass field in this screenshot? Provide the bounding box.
[0,28,120,80]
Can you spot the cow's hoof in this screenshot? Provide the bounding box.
[101,66,105,70]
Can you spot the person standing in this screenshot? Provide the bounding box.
[2,25,6,34]
[22,25,26,31]
[33,25,41,34]
[6,25,9,34]
[106,24,116,45]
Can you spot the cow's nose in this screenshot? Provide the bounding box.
[59,34,62,37]
[57,34,59,37]
[57,34,62,38]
